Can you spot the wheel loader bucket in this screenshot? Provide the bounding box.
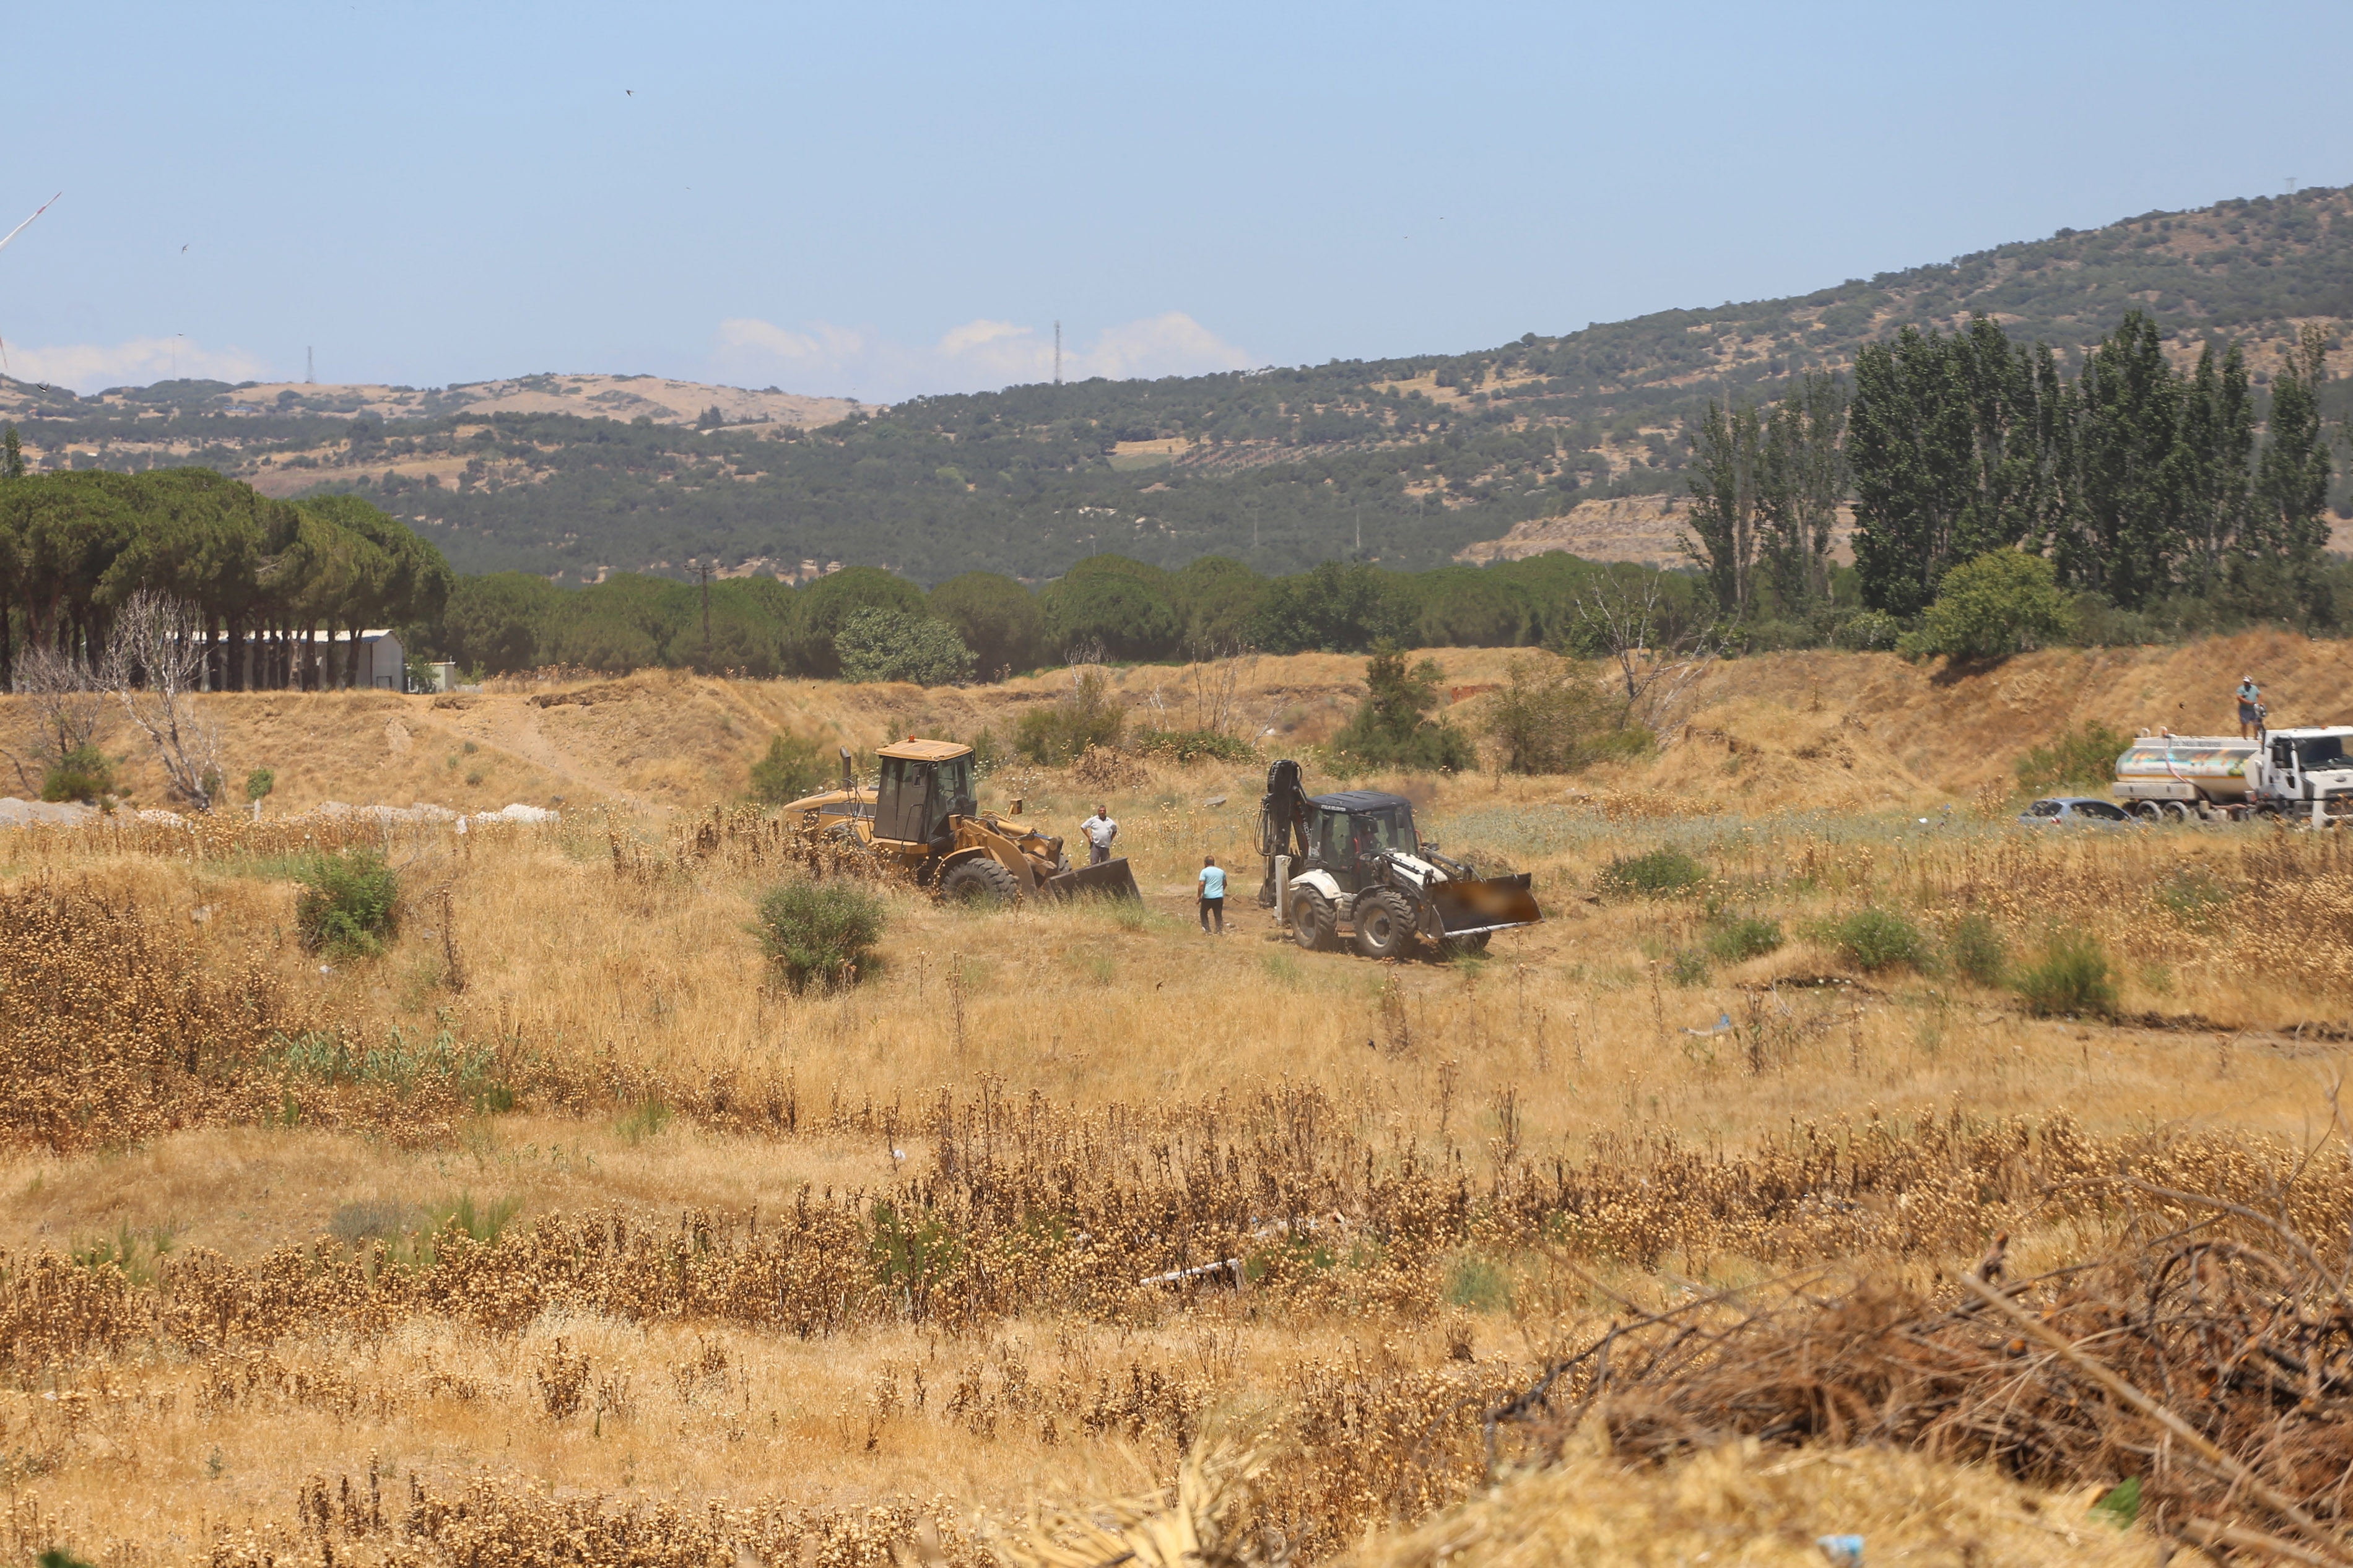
[1043,857,1142,902]
[1430,872,1542,936]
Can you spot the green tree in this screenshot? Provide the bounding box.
[2176,342,2254,594]
[927,571,1044,676]
[1250,561,1412,653]
[1411,565,1528,647]
[1330,646,1477,773]
[441,571,562,673]
[2251,323,2334,615]
[2064,310,2183,609]
[1038,570,1180,661]
[1755,370,1848,609]
[789,566,925,677]
[1683,397,1760,616]
[1900,548,2071,659]
[1,425,22,480]
[833,607,975,685]
[1164,555,1268,648]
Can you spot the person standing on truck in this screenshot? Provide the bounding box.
[1081,805,1118,866]
[1198,854,1226,933]
[2237,675,2263,740]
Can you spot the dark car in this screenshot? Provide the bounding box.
[2017,796,2141,829]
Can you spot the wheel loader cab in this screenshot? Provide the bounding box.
[871,740,976,846]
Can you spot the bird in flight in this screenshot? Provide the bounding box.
[625,89,633,96]
[181,244,188,253]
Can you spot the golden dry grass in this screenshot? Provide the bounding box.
[2,648,2352,1566]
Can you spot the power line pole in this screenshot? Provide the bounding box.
[1053,321,1062,386]
[305,346,315,384]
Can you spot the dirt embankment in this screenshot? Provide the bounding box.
[2,632,2343,816]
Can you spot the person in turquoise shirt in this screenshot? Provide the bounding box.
[1197,855,1227,933]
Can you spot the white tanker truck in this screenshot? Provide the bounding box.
[2113,726,2353,823]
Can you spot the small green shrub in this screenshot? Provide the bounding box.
[1705,915,1784,963]
[1599,847,1707,898]
[1946,912,2007,985]
[2016,721,2131,792]
[1015,667,1125,764]
[40,742,113,803]
[2154,866,2231,929]
[1443,1253,1512,1312]
[749,731,825,804]
[1830,907,1931,972]
[1130,727,1258,764]
[1666,947,1709,987]
[295,849,401,958]
[614,1098,672,1143]
[2015,932,2120,1018]
[244,766,276,802]
[756,880,885,992]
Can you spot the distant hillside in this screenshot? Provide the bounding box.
[9,184,2353,585]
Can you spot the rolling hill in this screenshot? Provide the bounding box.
[7,183,2353,585]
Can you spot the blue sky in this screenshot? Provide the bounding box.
[6,1,2349,401]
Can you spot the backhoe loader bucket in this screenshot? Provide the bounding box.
[1043,857,1142,902]
[1429,872,1541,936]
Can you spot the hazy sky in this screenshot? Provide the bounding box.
[6,2,2349,401]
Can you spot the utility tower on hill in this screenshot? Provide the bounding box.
[306,347,315,384]
[1053,321,1061,386]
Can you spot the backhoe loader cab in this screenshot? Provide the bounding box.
[780,739,1140,907]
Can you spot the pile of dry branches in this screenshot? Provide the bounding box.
[1491,1186,2353,1563]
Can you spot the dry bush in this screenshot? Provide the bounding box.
[1482,1199,2353,1560]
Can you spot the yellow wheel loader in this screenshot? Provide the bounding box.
[780,739,1141,906]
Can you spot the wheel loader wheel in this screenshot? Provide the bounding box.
[1290,888,1335,951]
[1351,888,1415,961]
[941,856,1019,907]
[1440,930,1492,958]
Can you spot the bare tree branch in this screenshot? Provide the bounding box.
[103,590,224,812]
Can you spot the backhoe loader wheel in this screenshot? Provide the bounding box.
[1290,888,1336,951]
[941,857,1019,907]
[1440,930,1492,959]
[1351,888,1415,961]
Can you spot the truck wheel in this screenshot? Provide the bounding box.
[2162,802,2193,823]
[941,857,1019,907]
[2131,802,2164,823]
[1351,888,1416,960]
[1290,888,1335,951]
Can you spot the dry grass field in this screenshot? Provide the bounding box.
[4,640,2353,1566]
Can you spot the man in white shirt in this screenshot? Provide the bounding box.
[1081,805,1118,866]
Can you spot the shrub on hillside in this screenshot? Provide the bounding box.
[1329,646,1476,775]
[749,732,825,805]
[1705,914,1785,963]
[1946,912,2007,985]
[296,849,401,958]
[756,881,885,992]
[1015,667,1124,765]
[2014,932,2119,1018]
[1898,548,2071,660]
[1599,847,1706,898]
[40,743,113,803]
[1483,654,1630,774]
[2015,722,2131,792]
[1827,907,1931,972]
[244,767,276,803]
[1130,727,1258,764]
